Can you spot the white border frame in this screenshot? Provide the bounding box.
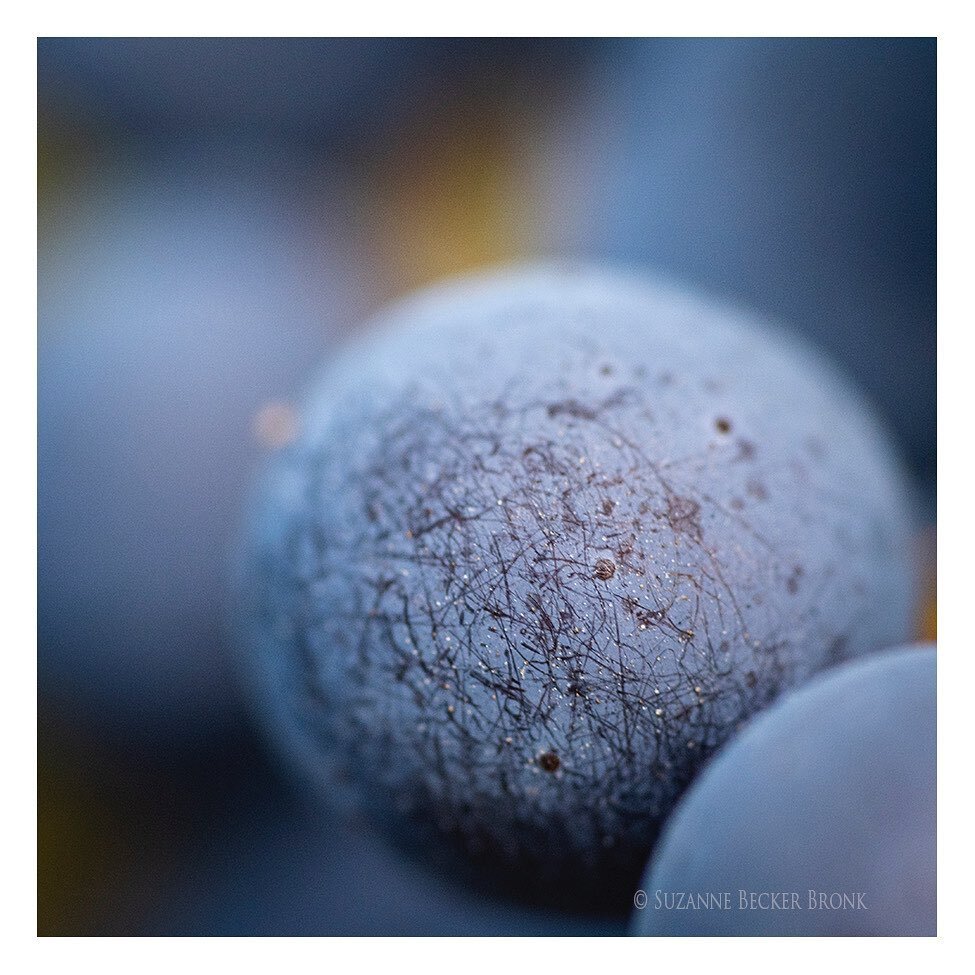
[9,8,969,968]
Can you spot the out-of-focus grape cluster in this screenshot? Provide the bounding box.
[37,37,935,936]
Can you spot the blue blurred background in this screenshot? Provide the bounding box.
[37,37,935,935]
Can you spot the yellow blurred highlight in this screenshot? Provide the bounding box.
[362,95,541,298]
[919,591,937,642]
[915,524,936,642]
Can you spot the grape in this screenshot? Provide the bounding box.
[632,645,935,935]
[38,162,368,748]
[239,267,913,908]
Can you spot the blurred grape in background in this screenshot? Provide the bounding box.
[37,37,935,936]
[38,158,369,747]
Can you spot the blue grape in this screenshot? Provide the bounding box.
[38,162,369,747]
[632,644,935,935]
[239,267,913,908]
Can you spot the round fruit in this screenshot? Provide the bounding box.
[239,267,913,907]
[38,163,367,748]
[632,645,935,935]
